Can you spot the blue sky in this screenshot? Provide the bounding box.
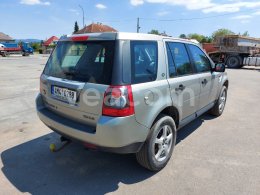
[0,0,260,40]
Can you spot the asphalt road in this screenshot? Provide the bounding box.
[0,55,259,195]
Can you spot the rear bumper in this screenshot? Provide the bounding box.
[36,94,149,153]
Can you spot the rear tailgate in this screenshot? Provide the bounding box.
[40,33,117,127]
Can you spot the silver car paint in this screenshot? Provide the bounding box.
[36,94,149,148]
[36,32,228,151]
[40,75,107,126]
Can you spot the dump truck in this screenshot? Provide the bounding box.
[0,42,34,57]
[202,35,260,68]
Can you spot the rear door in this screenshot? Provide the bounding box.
[129,40,173,128]
[40,38,115,126]
[165,41,200,123]
[186,44,219,111]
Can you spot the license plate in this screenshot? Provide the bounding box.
[51,86,77,103]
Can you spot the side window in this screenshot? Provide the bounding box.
[187,44,212,73]
[166,43,177,78]
[167,42,193,76]
[131,41,158,84]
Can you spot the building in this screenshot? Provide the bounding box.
[0,32,14,42]
[42,36,59,54]
[43,36,59,47]
[75,23,117,34]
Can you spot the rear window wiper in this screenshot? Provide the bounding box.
[62,68,77,75]
[63,71,76,76]
[63,70,91,81]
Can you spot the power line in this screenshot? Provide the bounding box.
[82,8,255,34]
[87,10,253,24]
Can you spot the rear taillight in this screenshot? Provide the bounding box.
[102,85,135,117]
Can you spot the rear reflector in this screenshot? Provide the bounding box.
[83,143,97,150]
[71,36,89,41]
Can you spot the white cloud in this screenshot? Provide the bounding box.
[130,0,213,9]
[20,0,50,5]
[203,4,240,13]
[130,0,260,25]
[130,0,144,6]
[68,9,80,15]
[228,8,260,23]
[231,15,252,20]
[203,1,260,13]
[157,11,170,16]
[147,0,213,10]
[241,20,251,24]
[130,0,260,14]
[253,10,260,15]
[96,3,107,9]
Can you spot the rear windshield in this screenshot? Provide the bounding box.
[43,41,115,84]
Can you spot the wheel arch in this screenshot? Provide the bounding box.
[223,79,229,89]
[150,106,180,130]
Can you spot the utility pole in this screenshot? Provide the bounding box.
[137,17,141,33]
[79,5,85,27]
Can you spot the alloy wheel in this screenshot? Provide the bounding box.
[153,125,173,162]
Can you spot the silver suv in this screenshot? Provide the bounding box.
[36,32,228,171]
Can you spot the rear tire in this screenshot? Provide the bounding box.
[209,86,227,116]
[136,114,176,171]
[226,55,242,68]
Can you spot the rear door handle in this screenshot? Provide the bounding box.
[201,79,208,85]
[175,84,185,92]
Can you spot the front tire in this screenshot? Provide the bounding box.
[209,86,227,116]
[136,114,176,171]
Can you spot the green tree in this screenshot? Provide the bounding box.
[187,33,205,43]
[212,28,235,40]
[201,36,213,43]
[201,37,208,43]
[242,31,250,37]
[148,29,160,35]
[74,21,79,33]
[207,36,213,43]
[31,42,41,52]
[179,34,187,39]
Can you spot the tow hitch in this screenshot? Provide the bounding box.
[49,136,71,152]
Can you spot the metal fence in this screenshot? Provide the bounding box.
[243,57,260,66]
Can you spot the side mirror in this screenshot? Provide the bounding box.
[214,63,225,72]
